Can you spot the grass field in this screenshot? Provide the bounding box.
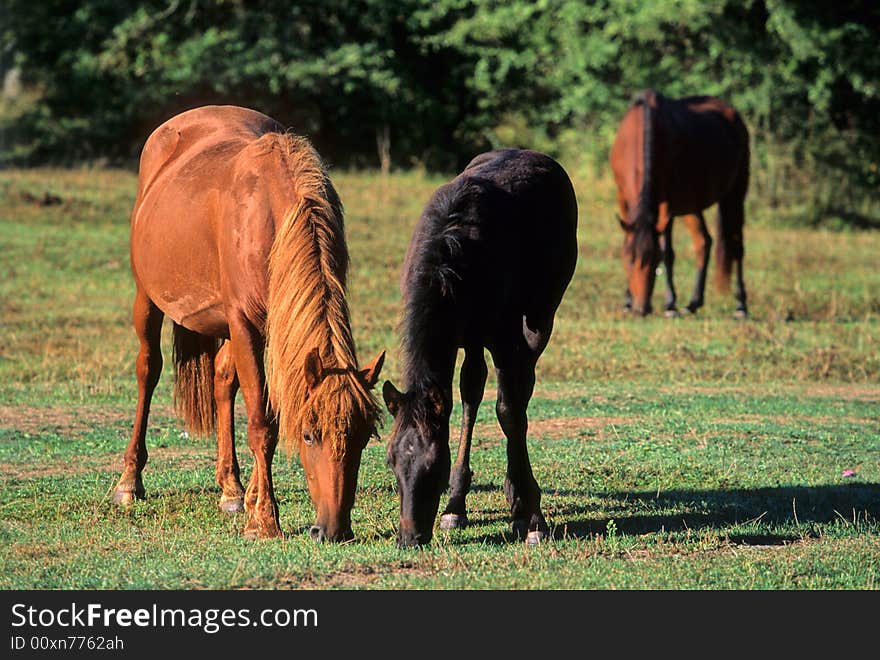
[1,163,878,589]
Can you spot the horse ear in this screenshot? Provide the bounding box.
[304,348,325,390]
[359,351,385,388]
[382,380,402,416]
[617,214,632,233]
[427,384,450,417]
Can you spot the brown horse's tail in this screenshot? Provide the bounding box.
[714,158,749,293]
[172,323,220,437]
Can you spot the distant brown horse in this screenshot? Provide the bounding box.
[610,89,750,317]
[112,105,385,542]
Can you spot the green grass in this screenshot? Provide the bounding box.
[1,165,878,589]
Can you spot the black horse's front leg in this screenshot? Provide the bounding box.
[440,346,487,530]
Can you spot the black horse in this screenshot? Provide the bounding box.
[382,149,578,547]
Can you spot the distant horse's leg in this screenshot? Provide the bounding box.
[440,345,487,530]
[660,220,679,316]
[113,286,164,504]
[214,341,245,514]
[493,334,546,545]
[683,213,712,313]
[228,316,282,539]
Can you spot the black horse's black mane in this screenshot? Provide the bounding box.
[398,176,500,395]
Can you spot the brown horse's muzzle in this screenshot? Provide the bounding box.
[628,259,657,316]
[300,443,362,543]
[309,520,354,543]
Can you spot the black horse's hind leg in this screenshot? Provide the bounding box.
[440,345,487,530]
[660,221,679,317]
[493,336,547,545]
[113,286,164,504]
[683,212,712,314]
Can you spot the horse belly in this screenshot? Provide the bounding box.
[130,194,229,337]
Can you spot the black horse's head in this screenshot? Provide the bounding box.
[382,380,452,547]
[619,212,661,315]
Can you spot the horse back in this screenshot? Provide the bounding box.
[404,149,577,341]
[662,95,749,211]
[611,92,749,216]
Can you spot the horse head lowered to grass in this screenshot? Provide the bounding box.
[610,89,750,318]
[112,105,385,542]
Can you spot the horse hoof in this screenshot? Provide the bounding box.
[242,521,283,540]
[526,530,547,545]
[733,309,748,320]
[219,496,245,514]
[440,513,468,530]
[664,309,680,318]
[242,527,280,540]
[111,489,143,505]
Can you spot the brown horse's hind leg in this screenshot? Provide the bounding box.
[228,315,282,539]
[682,213,713,314]
[214,341,245,514]
[440,345,487,530]
[113,287,164,504]
[493,339,547,545]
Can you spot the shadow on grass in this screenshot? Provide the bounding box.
[442,482,880,546]
[551,483,880,544]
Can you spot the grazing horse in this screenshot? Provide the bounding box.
[610,89,750,317]
[382,149,578,547]
[112,105,385,542]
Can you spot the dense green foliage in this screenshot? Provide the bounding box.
[2,1,878,223]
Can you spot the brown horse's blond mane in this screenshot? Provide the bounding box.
[264,133,380,457]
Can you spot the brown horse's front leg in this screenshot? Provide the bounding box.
[114,288,164,504]
[228,317,282,539]
[213,341,245,514]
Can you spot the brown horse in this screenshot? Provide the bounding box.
[610,89,750,318]
[112,105,385,542]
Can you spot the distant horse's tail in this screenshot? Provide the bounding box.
[714,148,750,293]
[172,323,219,437]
